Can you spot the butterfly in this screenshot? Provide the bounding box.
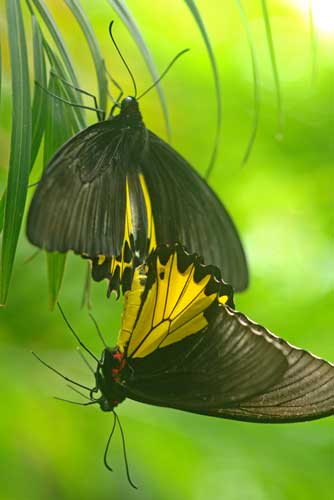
[88,243,334,423]
[26,47,248,297]
[43,243,334,423]
[35,243,334,486]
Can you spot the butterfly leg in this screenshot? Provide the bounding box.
[49,70,105,121]
[35,77,105,121]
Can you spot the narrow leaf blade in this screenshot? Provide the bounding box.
[31,0,86,129]
[46,252,67,310]
[65,0,108,112]
[0,0,32,305]
[261,0,283,137]
[184,0,222,180]
[31,15,48,168]
[308,0,317,82]
[236,0,260,165]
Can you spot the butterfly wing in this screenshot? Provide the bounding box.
[27,120,129,256]
[119,245,334,423]
[141,131,248,291]
[27,119,154,294]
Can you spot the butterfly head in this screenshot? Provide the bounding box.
[119,96,143,127]
[94,347,127,412]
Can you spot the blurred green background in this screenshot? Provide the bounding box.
[0,0,334,498]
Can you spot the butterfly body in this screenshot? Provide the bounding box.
[27,98,248,294]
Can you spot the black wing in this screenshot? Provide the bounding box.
[117,244,334,423]
[141,131,248,291]
[125,306,334,423]
[28,120,135,256]
[27,119,154,294]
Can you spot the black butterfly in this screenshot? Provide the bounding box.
[27,53,248,296]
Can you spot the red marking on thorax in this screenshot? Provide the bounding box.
[111,351,126,381]
[113,352,123,362]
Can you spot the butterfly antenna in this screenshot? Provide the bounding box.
[138,49,190,100]
[89,313,108,348]
[31,351,92,392]
[104,412,117,472]
[57,302,100,364]
[76,348,95,374]
[115,413,138,489]
[109,21,137,98]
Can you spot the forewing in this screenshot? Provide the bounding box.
[27,120,128,256]
[141,131,248,291]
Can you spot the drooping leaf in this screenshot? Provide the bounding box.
[46,251,67,310]
[43,39,85,133]
[107,0,171,141]
[308,0,317,82]
[31,15,47,168]
[81,261,92,310]
[261,0,283,137]
[0,193,5,234]
[236,0,260,165]
[0,0,32,305]
[0,35,3,232]
[65,0,108,113]
[0,31,2,106]
[184,0,221,180]
[31,0,86,129]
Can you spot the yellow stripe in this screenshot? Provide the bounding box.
[138,174,157,252]
[118,265,147,352]
[125,176,133,238]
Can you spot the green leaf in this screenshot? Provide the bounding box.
[107,0,171,141]
[31,0,86,129]
[0,33,3,232]
[43,73,79,308]
[65,0,108,113]
[43,40,85,134]
[0,193,5,234]
[261,0,283,137]
[236,0,260,165]
[0,31,2,106]
[31,15,47,168]
[308,0,317,82]
[46,252,67,310]
[184,0,221,180]
[81,261,92,310]
[0,0,32,305]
